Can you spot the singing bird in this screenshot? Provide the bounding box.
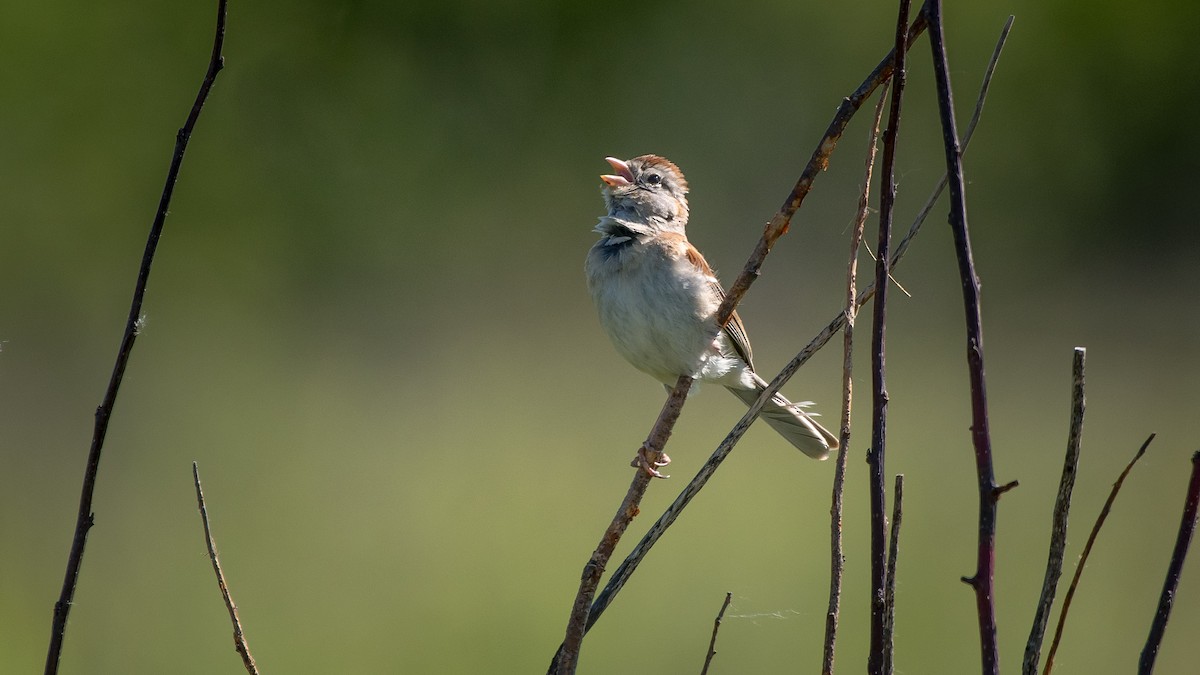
[585,154,838,476]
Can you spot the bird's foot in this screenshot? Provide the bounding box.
[631,446,671,479]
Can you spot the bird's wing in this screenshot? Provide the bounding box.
[680,240,755,370]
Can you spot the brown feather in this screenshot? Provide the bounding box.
[663,232,756,370]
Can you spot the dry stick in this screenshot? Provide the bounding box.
[193,463,260,675]
[1042,434,1155,675]
[547,14,933,674]
[1138,450,1200,674]
[882,474,905,675]
[700,592,734,675]
[925,2,1014,673]
[557,377,692,675]
[822,79,890,675]
[571,26,1008,648]
[43,3,229,673]
[1023,347,1087,675]
[867,2,912,673]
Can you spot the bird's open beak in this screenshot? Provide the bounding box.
[601,156,634,187]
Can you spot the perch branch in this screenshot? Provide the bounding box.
[1023,347,1086,675]
[44,2,229,673]
[1138,450,1200,674]
[867,2,912,673]
[1042,434,1154,675]
[193,463,260,675]
[557,376,692,675]
[822,78,890,675]
[925,2,1013,672]
[700,592,733,675]
[883,474,905,675]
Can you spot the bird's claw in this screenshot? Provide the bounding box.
[631,446,671,479]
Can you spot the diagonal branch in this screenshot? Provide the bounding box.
[1138,450,1200,674]
[711,2,931,334]
[823,76,890,675]
[700,592,734,675]
[556,378,691,675]
[1042,434,1154,675]
[44,3,229,673]
[1023,347,1086,675]
[193,463,260,675]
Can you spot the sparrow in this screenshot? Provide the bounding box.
[585,154,838,477]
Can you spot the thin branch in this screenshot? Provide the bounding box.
[883,474,905,675]
[1042,434,1155,675]
[1023,347,1086,675]
[548,14,936,673]
[710,2,931,334]
[44,3,229,673]
[1138,450,1200,674]
[568,36,1006,644]
[193,463,260,675]
[700,592,734,675]
[867,2,912,672]
[894,14,1012,268]
[823,78,890,675]
[557,377,692,675]
[925,2,1011,673]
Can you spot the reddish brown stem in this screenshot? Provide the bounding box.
[924,1,1011,673]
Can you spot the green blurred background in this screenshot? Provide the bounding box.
[2,0,1197,672]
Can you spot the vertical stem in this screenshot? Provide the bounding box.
[882,474,905,675]
[925,2,1006,672]
[1023,348,1086,674]
[823,80,891,675]
[868,1,911,673]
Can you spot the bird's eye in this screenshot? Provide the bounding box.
[645,173,662,185]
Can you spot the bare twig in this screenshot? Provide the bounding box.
[823,79,890,675]
[193,463,260,675]
[557,377,692,675]
[1042,434,1155,675]
[893,14,1012,269]
[925,2,1013,673]
[867,3,912,673]
[567,35,1007,645]
[1023,347,1086,675]
[548,15,936,674]
[44,3,229,672]
[700,592,734,675]
[1138,450,1200,674]
[883,474,905,675]
[711,2,931,333]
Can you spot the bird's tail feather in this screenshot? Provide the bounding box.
[727,379,838,460]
